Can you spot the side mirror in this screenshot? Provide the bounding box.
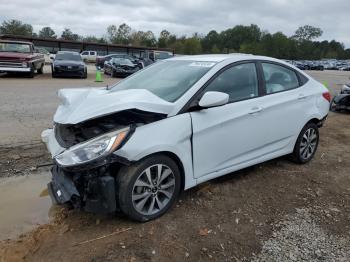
[198,91,229,108]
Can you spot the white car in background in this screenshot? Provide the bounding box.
[42,54,330,221]
[80,50,97,62]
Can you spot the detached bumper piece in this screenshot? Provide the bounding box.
[48,165,117,214]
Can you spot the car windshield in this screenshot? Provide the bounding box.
[111,60,215,102]
[0,42,31,53]
[111,58,134,66]
[55,53,82,61]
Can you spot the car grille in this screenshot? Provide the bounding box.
[60,65,80,71]
[0,60,23,68]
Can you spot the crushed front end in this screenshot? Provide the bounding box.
[42,108,167,214]
[48,164,118,214]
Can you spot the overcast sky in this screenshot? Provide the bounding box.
[0,0,349,47]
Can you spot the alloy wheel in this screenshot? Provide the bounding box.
[132,164,175,216]
[299,128,318,160]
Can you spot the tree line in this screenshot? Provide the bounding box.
[1,19,349,60]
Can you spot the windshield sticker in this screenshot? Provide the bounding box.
[189,62,216,68]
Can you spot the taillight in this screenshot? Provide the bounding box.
[322,92,331,102]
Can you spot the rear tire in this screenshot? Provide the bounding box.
[290,122,319,164]
[116,155,181,222]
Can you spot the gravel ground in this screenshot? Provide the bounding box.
[252,208,350,261]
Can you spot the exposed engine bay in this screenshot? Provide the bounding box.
[54,109,166,148]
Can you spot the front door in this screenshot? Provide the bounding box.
[191,62,266,178]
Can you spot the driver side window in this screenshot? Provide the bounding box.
[204,63,259,103]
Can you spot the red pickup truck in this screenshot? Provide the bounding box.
[0,40,45,78]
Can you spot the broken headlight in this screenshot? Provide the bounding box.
[55,127,130,167]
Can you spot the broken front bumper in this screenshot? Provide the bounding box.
[48,165,117,214]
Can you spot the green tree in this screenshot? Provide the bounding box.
[61,28,80,41]
[106,25,118,43]
[116,23,132,44]
[38,27,56,39]
[293,25,323,42]
[107,23,132,44]
[83,36,107,43]
[183,36,202,55]
[130,30,156,47]
[141,31,157,47]
[0,19,33,36]
[158,30,171,48]
[220,24,261,52]
[201,30,220,53]
[211,44,220,53]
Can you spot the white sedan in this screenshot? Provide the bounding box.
[42,54,330,221]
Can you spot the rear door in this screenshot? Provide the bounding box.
[256,61,311,152]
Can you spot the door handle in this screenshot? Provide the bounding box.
[249,106,263,114]
[298,94,307,100]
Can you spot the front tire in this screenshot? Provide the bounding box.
[28,64,35,78]
[290,122,319,164]
[116,155,181,222]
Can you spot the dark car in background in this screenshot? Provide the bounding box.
[51,51,87,78]
[103,57,140,77]
[96,53,141,68]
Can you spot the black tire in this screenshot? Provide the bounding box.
[28,64,35,78]
[81,70,87,79]
[116,155,181,222]
[290,122,319,164]
[37,64,44,74]
[330,97,338,112]
[111,70,117,77]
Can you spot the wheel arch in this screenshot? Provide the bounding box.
[306,117,324,128]
[137,151,186,192]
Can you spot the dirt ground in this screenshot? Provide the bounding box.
[0,70,349,261]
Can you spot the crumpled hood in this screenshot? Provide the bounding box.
[54,88,174,124]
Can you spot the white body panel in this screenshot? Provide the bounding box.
[42,54,330,191]
[115,114,196,190]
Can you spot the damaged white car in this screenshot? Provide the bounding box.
[42,54,330,221]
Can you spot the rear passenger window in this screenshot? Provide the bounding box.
[262,63,299,94]
[204,63,258,102]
